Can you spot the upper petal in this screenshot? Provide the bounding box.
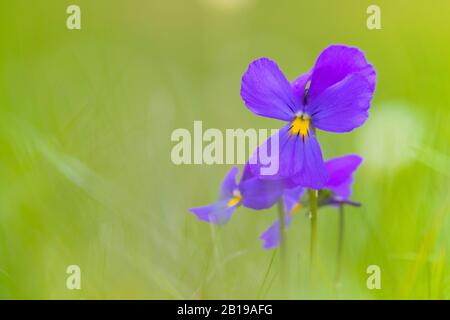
[308,73,374,133]
[189,200,237,225]
[220,167,240,199]
[241,58,299,121]
[325,154,363,200]
[308,45,376,101]
[291,71,312,106]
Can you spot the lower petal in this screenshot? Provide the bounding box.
[189,201,236,225]
[239,177,284,210]
[260,216,292,250]
[289,130,329,189]
[282,186,304,213]
[249,125,328,189]
[248,125,301,179]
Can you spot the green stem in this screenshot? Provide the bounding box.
[277,200,286,266]
[335,204,345,289]
[277,200,288,292]
[258,250,277,299]
[309,189,318,273]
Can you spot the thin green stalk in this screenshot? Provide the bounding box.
[335,204,345,288]
[258,250,277,299]
[309,189,318,273]
[277,200,286,270]
[278,200,286,247]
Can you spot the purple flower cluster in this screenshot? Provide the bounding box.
[260,155,363,249]
[189,45,376,249]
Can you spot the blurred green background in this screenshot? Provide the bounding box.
[0,0,449,299]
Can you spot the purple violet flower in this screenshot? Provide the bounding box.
[260,154,363,249]
[241,45,376,189]
[189,165,285,224]
[322,154,363,206]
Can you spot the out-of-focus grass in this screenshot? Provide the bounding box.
[0,0,449,299]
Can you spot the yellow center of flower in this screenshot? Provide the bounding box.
[290,115,310,138]
[290,203,302,215]
[227,190,242,207]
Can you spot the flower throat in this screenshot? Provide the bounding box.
[290,114,310,138]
